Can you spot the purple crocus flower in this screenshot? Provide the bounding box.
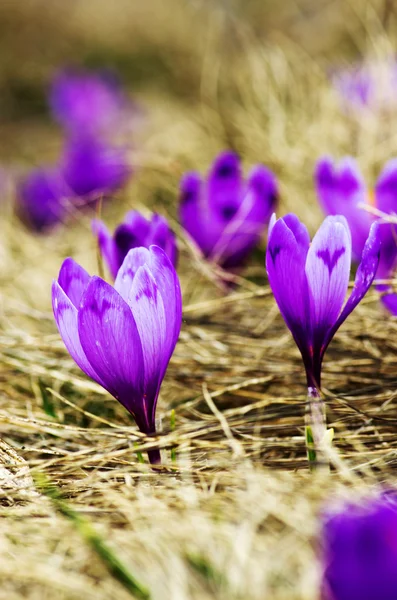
[93,211,178,279]
[315,156,397,314]
[332,59,397,112]
[179,151,277,269]
[17,166,68,232]
[266,214,380,391]
[49,68,132,135]
[61,135,131,202]
[52,245,182,464]
[322,493,397,600]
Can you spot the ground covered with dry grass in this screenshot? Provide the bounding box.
[0,1,397,598]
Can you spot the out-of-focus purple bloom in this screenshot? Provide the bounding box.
[179,151,277,269]
[17,167,68,232]
[52,245,182,464]
[332,59,397,112]
[49,68,132,135]
[315,156,397,314]
[61,135,131,201]
[322,493,397,600]
[266,214,380,390]
[93,211,178,279]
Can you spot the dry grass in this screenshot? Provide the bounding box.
[0,1,397,598]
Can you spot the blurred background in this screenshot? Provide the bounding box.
[1,0,397,307]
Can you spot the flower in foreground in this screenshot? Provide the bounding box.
[49,68,133,135]
[179,150,277,269]
[322,493,397,600]
[315,156,397,314]
[266,213,380,391]
[52,245,182,464]
[266,214,380,465]
[93,211,178,280]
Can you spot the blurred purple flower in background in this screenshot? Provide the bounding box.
[315,156,397,314]
[179,151,277,269]
[61,135,131,201]
[49,68,133,136]
[93,211,178,279]
[52,245,182,464]
[322,493,397,600]
[17,166,68,232]
[17,68,135,232]
[266,214,380,391]
[332,58,397,112]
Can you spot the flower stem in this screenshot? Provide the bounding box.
[305,386,328,471]
[147,448,161,465]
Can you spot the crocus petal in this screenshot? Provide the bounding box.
[246,165,278,224]
[149,214,178,267]
[18,167,67,232]
[128,265,166,406]
[266,216,311,353]
[62,135,130,199]
[305,216,351,346]
[58,257,91,308]
[92,219,119,280]
[52,280,105,386]
[114,247,151,302]
[147,245,182,363]
[315,157,372,260]
[180,172,217,256]
[375,158,397,215]
[325,221,381,347]
[207,151,242,218]
[50,68,127,134]
[78,277,145,419]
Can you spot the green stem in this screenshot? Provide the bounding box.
[305,386,328,471]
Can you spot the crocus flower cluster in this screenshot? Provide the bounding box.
[93,210,178,279]
[266,213,380,391]
[315,156,397,314]
[332,58,397,113]
[52,245,182,464]
[18,68,133,232]
[179,151,277,269]
[322,493,397,600]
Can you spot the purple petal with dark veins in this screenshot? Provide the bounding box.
[305,216,351,348]
[128,264,166,404]
[266,215,312,356]
[114,247,151,302]
[52,280,105,387]
[78,277,145,421]
[58,257,91,308]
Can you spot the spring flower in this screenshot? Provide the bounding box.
[332,59,397,112]
[17,167,67,232]
[49,68,133,135]
[93,211,178,280]
[266,213,380,392]
[52,245,182,464]
[61,135,131,202]
[315,156,397,314]
[179,151,277,269]
[322,493,397,600]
